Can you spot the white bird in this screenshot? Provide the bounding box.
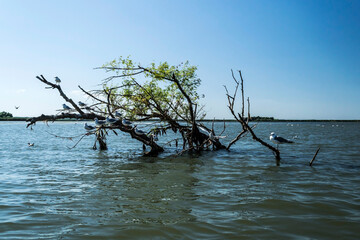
[28,142,34,147]
[78,101,86,107]
[106,116,118,125]
[122,119,132,127]
[55,76,61,84]
[134,127,146,136]
[84,123,96,131]
[115,111,122,118]
[270,132,294,149]
[94,118,106,127]
[62,104,71,110]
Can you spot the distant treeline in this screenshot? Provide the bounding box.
[0,115,359,122]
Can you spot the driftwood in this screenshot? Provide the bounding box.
[309,147,320,166]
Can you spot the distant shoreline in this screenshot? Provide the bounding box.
[1,117,359,122]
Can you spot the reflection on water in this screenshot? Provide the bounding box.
[0,121,359,239]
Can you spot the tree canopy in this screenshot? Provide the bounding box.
[0,111,13,118]
[26,57,281,164]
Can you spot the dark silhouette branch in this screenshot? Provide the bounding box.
[225,70,281,165]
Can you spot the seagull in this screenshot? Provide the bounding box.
[134,127,146,136]
[94,118,106,127]
[15,106,20,109]
[84,123,96,131]
[62,104,71,110]
[122,119,132,127]
[78,101,86,107]
[55,76,61,84]
[270,132,294,149]
[115,111,122,118]
[106,116,118,125]
[28,142,34,147]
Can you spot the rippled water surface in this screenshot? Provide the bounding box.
[0,121,359,239]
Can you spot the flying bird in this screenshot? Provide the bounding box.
[270,132,294,149]
[28,142,34,147]
[84,123,96,131]
[15,106,20,109]
[55,76,61,84]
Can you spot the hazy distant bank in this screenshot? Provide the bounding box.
[1,117,359,122]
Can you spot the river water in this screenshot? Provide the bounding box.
[0,121,359,239]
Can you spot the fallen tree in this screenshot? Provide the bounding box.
[27,57,281,163]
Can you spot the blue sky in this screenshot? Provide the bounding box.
[0,0,359,119]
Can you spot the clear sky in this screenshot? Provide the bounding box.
[0,0,359,119]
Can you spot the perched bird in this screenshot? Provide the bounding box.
[55,76,61,84]
[94,118,106,127]
[28,142,34,147]
[106,116,118,125]
[62,104,71,110]
[15,106,20,109]
[84,123,96,131]
[78,101,86,107]
[122,119,132,127]
[270,132,294,149]
[134,127,146,136]
[115,111,122,118]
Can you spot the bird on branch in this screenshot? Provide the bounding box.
[78,101,86,107]
[115,111,122,118]
[84,123,96,131]
[94,118,106,127]
[122,119,132,127]
[134,127,146,136]
[55,76,61,85]
[106,116,118,125]
[62,104,72,111]
[270,132,294,149]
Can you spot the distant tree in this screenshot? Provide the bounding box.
[0,111,13,118]
[26,57,281,164]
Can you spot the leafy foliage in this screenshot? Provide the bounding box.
[100,57,205,122]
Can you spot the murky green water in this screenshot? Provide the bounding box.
[0,121,359,239]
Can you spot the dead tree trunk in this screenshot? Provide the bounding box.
[224,70,281,165]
